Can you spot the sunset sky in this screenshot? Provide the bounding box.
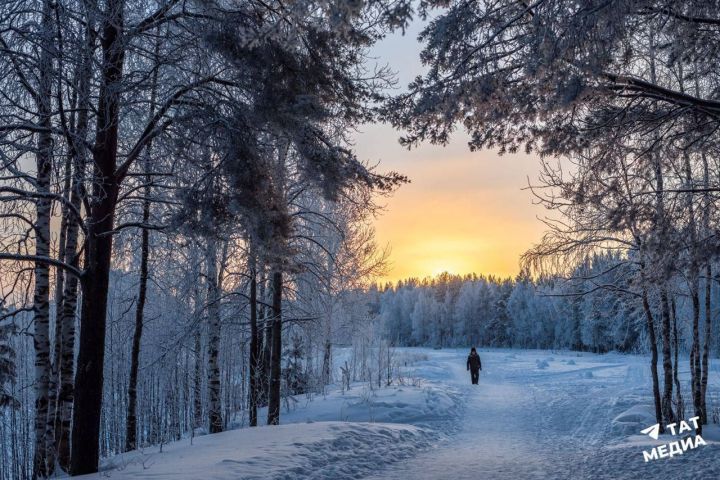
[354,19,548,284]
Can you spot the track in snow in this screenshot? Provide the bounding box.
[366,349,719,480]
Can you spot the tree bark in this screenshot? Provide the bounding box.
[267,270,282,425]
[322,339,332,387]
[248,253,259,427]
[259,271,270,406]
[188,243,203,430]
[699,98,712,428]
[70,170,119,475]
[54,7,93,469]
[690,281,703,432]
[659,288,675,424]
[682,151,703,432]
[125,192,150,451]
[70,0,125,473]
[32,3,56,476]
[642,288,664,432]
[54,147,84,473]
[193,327,203,430]
[206,238,222,434]
[671,297,684,420]
[125,31,159,450]
[701,263,712,424]
[51,152,71,437]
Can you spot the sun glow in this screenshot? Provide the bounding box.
[430,265,457,277]
[355,125,547,285]
[352,22,547,285]
[421,255,472,279]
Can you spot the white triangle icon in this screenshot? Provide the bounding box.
[641,424,660,440]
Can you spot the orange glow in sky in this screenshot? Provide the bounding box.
[355,125,547,284]
[354,21,548,284]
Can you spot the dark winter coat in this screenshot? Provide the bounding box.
[467,353,482,372]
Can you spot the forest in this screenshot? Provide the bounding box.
[2,0,720,479]
[379,254,720,357]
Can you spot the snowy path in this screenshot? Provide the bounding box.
[366,349,720,480]
[78,348,720,480]
[368,358,559,479]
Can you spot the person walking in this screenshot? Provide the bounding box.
[467,347,482,385]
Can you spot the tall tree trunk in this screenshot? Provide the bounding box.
[71,190,118,475]
[206,238,223,433]
[258,272,270,407]
[659,288,675,424]
[55,7,94,469]
[189,243,203,430]
[54,154,83,473]
[701,263,712,425]
[55,222,80,471]
[33,1,56,476]
[671,297,684,420]
[193,327,203,430]
[642,287,664,432]
[267,270,282,425]
[320,297,334,387]
[248,253,259,427]
[699,88,712,428]
[650,114,675,426]
[51,152,71,434]
[124,194,150,451]
[322,339,332,387]
[690,281,703,432]
[71,0,125,473]
[125,31,159,450]
[682,151,703,432]
[644,37,668,433]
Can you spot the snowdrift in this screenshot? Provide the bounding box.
[76,422,435,480]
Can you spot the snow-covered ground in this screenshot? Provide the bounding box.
[78,348,720,479]
[368,349,720,479]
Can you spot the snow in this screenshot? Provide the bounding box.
[78,348,720,479]
[368,349,720,480]
[252,379,460,430]
[536,359,550,369]
[613,404,657,426]
[74,422,432,480]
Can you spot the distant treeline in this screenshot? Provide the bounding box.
[371,253,719,356]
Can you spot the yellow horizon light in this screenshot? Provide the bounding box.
[356,125,547,285]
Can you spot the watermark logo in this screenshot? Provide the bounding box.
[640,423,661,440]
[641,416,707,462]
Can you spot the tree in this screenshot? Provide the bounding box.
[31,1,57,476]
[247,252,260,427]
[0,312,16,409]
[0,0,404,474]
[388,0,720,159]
